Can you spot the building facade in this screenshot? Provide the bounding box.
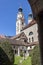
[16,7,38,43]
[22,21,38,43]
[14,7,38,56]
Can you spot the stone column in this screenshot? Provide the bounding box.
[37,11,43,65]
[18,47,20,56]
[26,47,29,56]
[26,50,28,56]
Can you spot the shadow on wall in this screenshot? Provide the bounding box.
[0,47,13,65]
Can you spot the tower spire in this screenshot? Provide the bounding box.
[28,13,33,24]
[16,7,25,35]
[18,6,23,12]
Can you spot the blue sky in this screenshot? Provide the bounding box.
[0,0,32,36]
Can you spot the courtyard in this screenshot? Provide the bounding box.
[14,56,31,65]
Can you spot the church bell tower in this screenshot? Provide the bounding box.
[16,7,25,35]
[28,14,33,24]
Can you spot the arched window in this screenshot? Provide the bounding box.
[29,31,33,35]
[29,38,31,42]
[32,37,34,42]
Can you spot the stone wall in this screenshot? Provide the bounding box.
[22,23,38,43]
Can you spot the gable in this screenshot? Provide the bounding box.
[19,32,28,40]
[10,32,28,40]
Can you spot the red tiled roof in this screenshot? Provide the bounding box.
[0,35,6,39]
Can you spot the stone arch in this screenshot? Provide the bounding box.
[28,0,43,65]
[28,0,43,19]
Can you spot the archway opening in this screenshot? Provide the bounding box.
[28,0,43,65]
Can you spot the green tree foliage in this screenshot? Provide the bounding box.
[31,45,41,65]
[0,40,14,65]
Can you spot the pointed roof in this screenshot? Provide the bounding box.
[22,19,36,30]
[10,32,28,40]
[18,7,23,12]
